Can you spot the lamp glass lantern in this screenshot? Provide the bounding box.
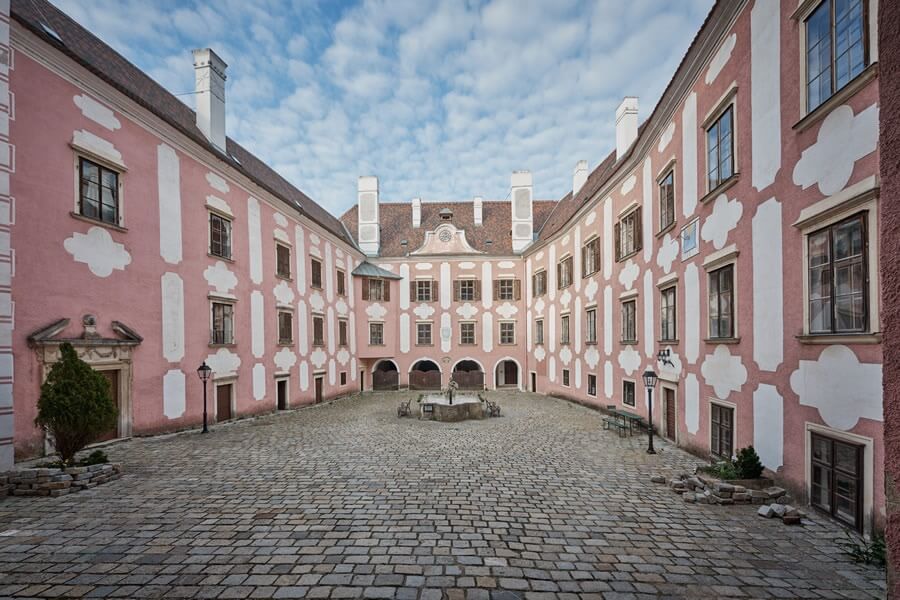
[197,361,212,433]
[642,368,658,454]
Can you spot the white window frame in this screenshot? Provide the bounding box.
[459,321,476,346]
[587,374,597,397]
[622,379,636,408]
[209,298,235,346]
[700,84,739,198]
[499,320,516,345]
[534,318,544,345]
[369,321,385,346]
[703,245,740,341]
[416,321,433,346]
[708,398,737,461]
[72,151,127,229]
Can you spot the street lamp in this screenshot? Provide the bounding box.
[197,361,212,433]
[642,368,658,455]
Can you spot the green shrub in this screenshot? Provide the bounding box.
[34,343,117,466]
[842,531,886,567]
[82,449,109,466]
[734,446,764,479]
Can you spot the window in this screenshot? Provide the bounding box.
[557,256,573,289]
[369,322,384,346]
[562,369,570,387]
[706,106,734,191]
[660,286,677,341]
[623,380,636,407]
[362,278,388,301]
[659,170,675,232]
[454,279,480,302]
[414,280,437,302]
[278,310,293,344]
[495,279,520,301]
[805,0,866,113]
[276,244,291,279]
[337,270,346,296]
[622,300,637,343]
[615,208,642,261]
[416,322,433,346]
[582,237,601,277]
[209,213,232,259]
[535,319,544,345]
[313,315,325,347]
[709,264,735,339]
[811,432,864,531]
[339,319,348,346]
[460,322,476,345]
[710,403,734,459]
[311,258,323,289]
[340,372,347,386]
[808,213,867,334]
[211,302,234,345]
[78,157,119,225]
[500,321,515,345]
[585,308,597,345]
[533,271,547,296]
[560,315,570,345]
[588,375,597,397]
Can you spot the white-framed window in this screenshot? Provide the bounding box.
[311,258,323,289]
[415,280,434,302]
[499,321,516,345]
[585,307,597,345]
[210,301,234,345]
[338,319,348,346]
[706,105,735,191]
[369,322,384,346]
[557,256,573,289]
[276,243,291,279]
[533,270,547,296]
[582,237,601,277]
[459,322,476,345]
[313,315,325,347]
[587,374,597,397]
[659,169,675,232]
[615,208,642,261]
[77,156,122,227]
[365,278,387,301]
[622,380,636,407]
[534,319,544,345]
[660,286,677,342]
[562,369,570,387]
[209,212,232,259]
[560,314,570,345]
[455,279,479,302]
[710,400,735,460]
[621,299,637,343]
[803,0,868,113]
[277,310,293,345]
[708,264,735,339]
[495,278,520,301]
[337,269,346,296]
[416,322,433,346]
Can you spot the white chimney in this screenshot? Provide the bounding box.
[573,160,588,196]
[510,171,533,254]
[357,176,380,256]
[615,97,639,160]
[411,198,422,228]
[192,48,228,152]
[473,196,483,226]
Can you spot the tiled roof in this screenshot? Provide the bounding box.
[11,0,355,247]
[340,200,557,257]
[351,262,403,280]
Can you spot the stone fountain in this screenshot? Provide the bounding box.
[418,379,485,422]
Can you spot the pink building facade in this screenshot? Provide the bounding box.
[6,0,887,536]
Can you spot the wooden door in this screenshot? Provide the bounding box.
[664,388,676,441]
[811,434,864,531]
[216,383,233,422]
[96,370,119,442]
[504,361,518,386]
[531,372,536,392]
[315,377,323,404]
[277,379,287,410]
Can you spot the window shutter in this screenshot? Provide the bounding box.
[581,245,588,278]
[635,207,643,252]
[557,262,562,288]
[493,280,500,301]
[474,280,482,301]
[454,280,460,301]
[532,274,537,294]
[614,222,621,261]
[432,280,439,301]
[362,278,370,301]
[410,281,416,300]
[593,240,601,271]
[383,280,390,301]
[514,279,521,301]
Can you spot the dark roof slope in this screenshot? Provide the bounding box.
[340,200,557,256]
[12,0,354,247]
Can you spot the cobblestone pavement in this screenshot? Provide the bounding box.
[0,391,886,599]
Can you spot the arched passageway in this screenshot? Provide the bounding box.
[372,360,399,390]
[410,359,442,390]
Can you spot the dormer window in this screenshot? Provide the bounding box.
[440,208,453,221]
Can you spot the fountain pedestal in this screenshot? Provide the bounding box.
[418,393,485,422]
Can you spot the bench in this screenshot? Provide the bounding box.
[602,405,629,437]
[397,399,412,417]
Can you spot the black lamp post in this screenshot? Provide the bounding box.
[642,368,658,454]
[197,361,212,433]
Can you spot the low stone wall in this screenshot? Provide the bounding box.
[1,463,124,498]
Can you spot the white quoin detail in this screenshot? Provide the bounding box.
[615,97,639,160]
[510,171,533,254]
[358,176,380,256]
[473,196,483,226]
[411,198,422,228]
[573,160,588,195]
[191,48,227,152]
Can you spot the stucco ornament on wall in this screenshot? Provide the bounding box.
[534,346,546,362]
[657,121,675,153]
[206,347,241,377]
[584,278,599,302]
[790,345,882,430]
[273,212,288,228]
[656,233,680,274]
[206,171,230,193]
[335,297,349,316]
[310,348,327,369]
[584,346,600,369]
[559,289,572,309]
[274,280,295,306]
[414,303,435,319]
[337,349,350,366]
[705,33,735,84]
[792,103,878,196]
[163,370,185,420]
[498,260,515,269]
[496,302,518,319]
[533,297,545,316]
[274,347,297,372]
[456,303,477,319]
[310,292,326,313]
[64,226,132,277]
[657,346,683,381]
[617,346,641,376]
[203,261,237,294]
[618,259,639,290]
[584,209,597,227]
[559,346,572,366]
[701,345,748,398]
[73,94,121,130]
[620,174,637,196]
[701,194,743,250]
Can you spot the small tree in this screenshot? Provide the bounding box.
[734,446,764,479]
[35,343,117,466]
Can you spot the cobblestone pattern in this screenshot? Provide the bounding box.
[0,392,886,598]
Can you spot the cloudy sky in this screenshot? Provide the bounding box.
[55,0,713,217]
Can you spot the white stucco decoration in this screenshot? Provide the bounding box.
[617,346,641,376]
[251,291,265,359]
[793,104,878,196]
[337,349,350,366]
[206,172,230,193]
[399,313,410,354]
[535,251,544,261]
[204,261,237,294]
[656,233,679,274]
[584,210,597,226]
[657,121,675,153]
[701,194,743,250]
[752,198,784,372]
[549,244,557,300]
[351,358,357,379]
[274,347,297,372]
[684,263,700,364]
[247,197,263,284]
[575,359,582,389]
[366,302,387,320]
[557,289,571,309]
[456,303,477,319]
[604,361,613,398]
[790,345,882,430]
[415,262,433,270]
[162,370,185,419]
[299,361,309,391]
[326,306,336,354]
[335,248,344,259]
[481,262,493,309]
[309,291,326,313]
[206,195,233,217]
[657,346,683,381]
[559,346,572,366]
[376,263,393,271]
[603,199,613,280]
[548,356,556,383]
[603,286,613,355]
[549,304,556,353]
[157,144,183,265]
[584,346,600,369]
[328,359,336,385]
[441,263,452,309]
[335,297,349,316]
[64,226,131,276]
[701,345,748,399]
[414,303,435,319]
[273,212,288,228]
[618,259,639,290]
[496,302,518,319]
[274,280,295,306]
[561,234,570,246]
[252,363,266,400]
[498,260,515,269]
[753,384,784,471]
[72,129,123,165]
[685,373,700,434]
[441,312,452,352]
[584,278,599,302]
[74,93,120,130]
[751,0,781,191]
[705,33,735,85]
[309,233,321,246]
[482,312,493,353]
[310,348,327,369]
[274,229,289,244]
[534,346,546,362]
[620,174,637,196]
[160,273,184,362]
[534,297,545,316]
[682,93,698,217]
[297,300,309,355]
[642,158,653,263]
[458,261,475,270]
[325,243,335,303]
[295,226,307,294]
[206,347,241,377]
[643,271,654,358]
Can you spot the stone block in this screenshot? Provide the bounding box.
[714,482,735,494]
[782,515,802,525]
[650,475,666,484]
[770,503,787,517]
[49,488,71,497]
[65,467,87,475]
[683,493,696,503]
[764,486,786,499]
[733,492,751,503]
[757,505,775,518]
[51,473,73,482]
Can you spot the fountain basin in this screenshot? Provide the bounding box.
[419,393,485,422]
